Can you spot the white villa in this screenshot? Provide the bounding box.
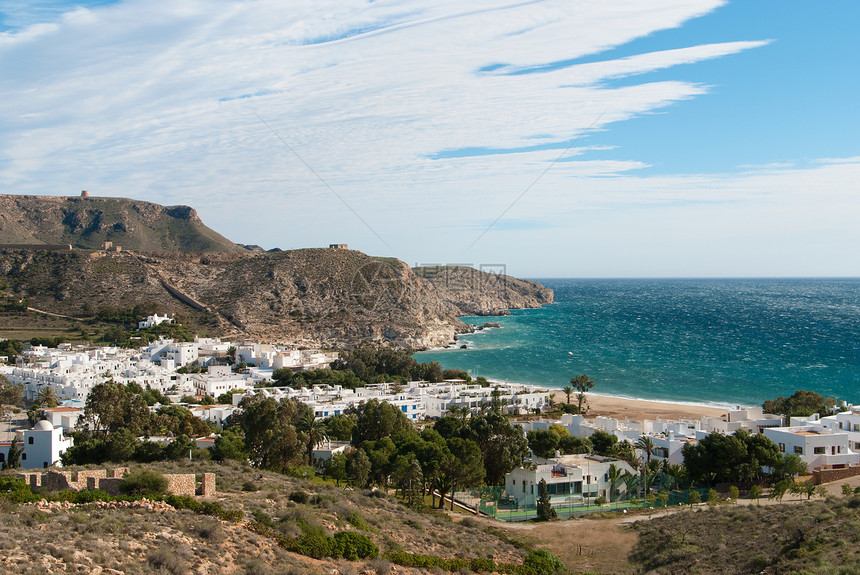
[0,420,73,469]
[138,314,174,330]
[764,424,860,470]
[504,454,637,509]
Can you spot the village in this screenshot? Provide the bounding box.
[3,316,860,522]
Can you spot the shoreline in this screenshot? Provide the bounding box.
[482,377,741,421]
[552,391,730,422]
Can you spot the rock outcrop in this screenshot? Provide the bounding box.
[415,266,553,316]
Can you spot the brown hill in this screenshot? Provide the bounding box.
[0,248,552,349]
[0,194,245,253]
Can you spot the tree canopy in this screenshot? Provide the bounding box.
[763,390,840,418]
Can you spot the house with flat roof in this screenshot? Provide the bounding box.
[764,424,860,470]
[504,454,636,509]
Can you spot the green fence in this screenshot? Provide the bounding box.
[471,487,711,522]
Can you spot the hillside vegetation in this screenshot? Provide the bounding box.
[0,248,551,348]
[629,497,860,574]
[0,460,568,575]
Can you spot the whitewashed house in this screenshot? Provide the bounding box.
[0,420,73,469]
[764,424,860,470]
[138,314,174,330]
[819,407,860,452]
[505,454,636,508]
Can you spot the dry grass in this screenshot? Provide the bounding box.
[1,460,542,574]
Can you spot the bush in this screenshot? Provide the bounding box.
[289,490,310,504]
[289,533,331,559]
[73,489,113,503]
[0,476,37,503]
[521,550,567,575]
[120,469,168,497]
[331,531,379,560]
[346,510,370,531]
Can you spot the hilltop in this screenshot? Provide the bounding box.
[0,194,245,253]
[0,195,552,348]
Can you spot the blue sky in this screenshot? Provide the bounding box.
[1,0,858,277]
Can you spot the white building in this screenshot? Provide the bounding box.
[0,420,73,469]
[702,406,783,435]
[41,406,85,431]
[191,373,254,397]
[138,314,174,330]
[819,407,860,452]
[504,455,636,509]
[764,424,860,470]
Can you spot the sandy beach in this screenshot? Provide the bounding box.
[550,391,729,422]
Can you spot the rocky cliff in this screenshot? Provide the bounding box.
[0,194,245,253]
[0,248,553,349]
[416,266,554,316]
[0,194,552,348]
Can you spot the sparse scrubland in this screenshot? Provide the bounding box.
[0,459,568,575]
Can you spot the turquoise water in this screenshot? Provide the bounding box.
[414,279,860,407]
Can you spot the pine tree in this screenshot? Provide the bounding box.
[536,478,556,521]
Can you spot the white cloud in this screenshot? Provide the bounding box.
[5,0,849,277]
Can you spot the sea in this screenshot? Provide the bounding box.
[413,278,860,409]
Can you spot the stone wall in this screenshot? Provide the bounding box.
[201,473,215,497]
[814,465,860,485]
[164,474,197,497]
[15,467,213,497]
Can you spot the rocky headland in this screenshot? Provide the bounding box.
[0,195,553,349]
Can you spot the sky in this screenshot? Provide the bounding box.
[1,0,859,278]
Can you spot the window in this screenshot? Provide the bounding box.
[794,446,803,455]
[28,437,34,445]
[814,447,825,454]
[21,453,26,460]
[0,453,5,463]
[779,443,785,453]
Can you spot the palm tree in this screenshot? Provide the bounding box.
[635,435,655,466]
[623,473,639,501]
[635,436,655,497]
[665,464,685,491]
[607,463,623,504]
[561,385,573,405]
[296,412,328,466]
[35,386,59,408]
[570,375,594,413]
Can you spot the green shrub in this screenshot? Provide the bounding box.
[470,557,497,572]
[253,510,276,528]
[74,489,113,503]
[521,550,567,575]
[289,532,331,559]
[0,476,37,503]
[346,510,370,531]
[120,469,168,497]
[331,531,379,560]
[289,490,310,504]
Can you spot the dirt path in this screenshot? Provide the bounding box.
[26,306,76,320]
